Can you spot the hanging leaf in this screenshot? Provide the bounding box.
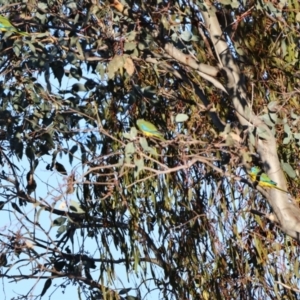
[124,57,135,76]
[56,225,67,237]
[119,288,132,295]
[69,67,82,80]
[52,217,67,226]
[281,162,297,179]
[72,83,87,93]
[125,142,135,161]
[123,127,138,140]
[53,261,66,273]
[11,202,23,214]
[25,145,35,161]
[139,137,158,156]
[69,145,78,165]
[51,61,64,86]
[107,56,125,79]
[0,201,5,210]
[260,114,277,127]
[69,200,85,214]
[175,113,189,122]
[55,162,67,175]
[283,124,292,144]
[26,171,37,194]
[256,125,270,140]
[0,254,7,267]
[66,173,75,194]
[40,278,52,297]
[134,156,144,178]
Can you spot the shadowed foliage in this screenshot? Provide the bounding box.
[0,1,300,299]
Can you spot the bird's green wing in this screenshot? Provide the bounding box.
[0,16,28,36]
[249,166,287,192]
[259,172,277,186]
[136,119,165,140]
[259,172,287,192]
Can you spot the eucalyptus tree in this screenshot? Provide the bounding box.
[1,0,300,299]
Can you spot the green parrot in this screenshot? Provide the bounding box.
[136,119,165,140]
[248,166,287,193]
[0,15,28,36]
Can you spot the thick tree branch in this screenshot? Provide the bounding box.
[201,1,300,240]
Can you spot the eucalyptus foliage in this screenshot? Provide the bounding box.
[1,1,300,299]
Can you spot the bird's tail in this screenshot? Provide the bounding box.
[273,185,288,193]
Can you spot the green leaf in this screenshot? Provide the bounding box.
[282,136,291,145]
[56,225,67,237]
[267,101,278,112]
[10,137,23,159]
[124,42,136,51]
[283,124,292,144]
[134,156,144,178]
[123,127,138,140]
[249,132,255,148]
[12,202,23,214]
[55,162,67,175]
[12,40,22,57]
[51,61,64,86]
[80,144,87,164]
[175,113,189,122]
[36,3,48,11]
[260,113,277,127]
[25,145,35,161]
[281,162,297,179]
[139,137,158,156]
[69,145,78,165]
[0,254,7,267]
[256,125,270,140]
[69,200,84,214]
[0,201,5,210]
[294,133,300,146]
[219,0,240,8]
[141,86,157,100]
[70,67,82,80]
[107,56,125,79]
[291,111,299,120]
[53,261,66,272]
[125,142,135,156]
[126,30,137,41]
[53,217,67,226]
[119,288,132,295]
[180,31,194,42]
[42,132,55,149]
[26,41,36,55]
[72,83,87,92]
[40,278,52,297]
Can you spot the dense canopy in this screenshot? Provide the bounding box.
[1,0,300,299]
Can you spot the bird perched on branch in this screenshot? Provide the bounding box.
[248,166,287,193]
[0,15,28,36]
[136,119,165,140]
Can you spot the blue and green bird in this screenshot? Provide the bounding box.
[136,119,165,141]
[248,166,287,193]
[0,15,28,36]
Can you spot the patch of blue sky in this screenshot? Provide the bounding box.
[0,63,163,300]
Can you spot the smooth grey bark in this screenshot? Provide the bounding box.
[201,1,300,240]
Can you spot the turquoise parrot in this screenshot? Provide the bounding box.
[248,166,287,193]
[0,16,28,36]
[136,119,165,140]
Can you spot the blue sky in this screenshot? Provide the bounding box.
[0,64,162,300]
